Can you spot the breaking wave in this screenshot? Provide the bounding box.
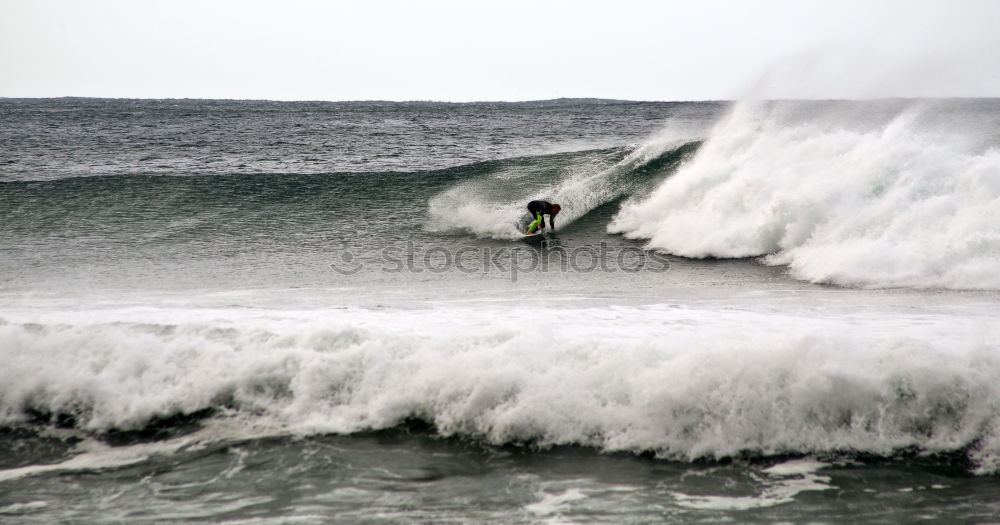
[609,100,1000,289]
[2,305,999,473]
[426,141,699,239]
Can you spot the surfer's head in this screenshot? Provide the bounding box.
[551,203,561,215]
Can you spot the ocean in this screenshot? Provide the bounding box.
[1,97,999,523]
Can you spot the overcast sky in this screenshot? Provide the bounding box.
[2,0,998,101]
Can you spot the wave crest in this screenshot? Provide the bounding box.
[609,101,1000,289]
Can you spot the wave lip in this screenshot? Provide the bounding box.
[2,305,1000,473]
[609,101,1000,290]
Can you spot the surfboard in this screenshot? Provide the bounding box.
[522,230,545,238]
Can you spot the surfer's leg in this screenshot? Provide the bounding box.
[527,212,542,233]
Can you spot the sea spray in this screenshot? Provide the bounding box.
[609,101,1000,289]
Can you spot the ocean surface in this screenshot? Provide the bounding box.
[1,97,1000,523]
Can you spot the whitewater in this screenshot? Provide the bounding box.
[610,100,1000,289]
[3,299,1000,470]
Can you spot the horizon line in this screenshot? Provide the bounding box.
[3,95,998,104]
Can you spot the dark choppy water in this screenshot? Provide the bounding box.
[4,428,1000,524]
[2,97,1000,523]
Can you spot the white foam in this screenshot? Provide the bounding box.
[2,303,1000,472]
[525,488,588,516]
[0,439,155,483]
[761,458,829,476]
[0,418,277,483]
[670,474,831,511]
[672,458,832,510]
[0,501,48,515]
[609,101,1000,290]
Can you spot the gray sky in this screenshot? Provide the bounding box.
[2,0,998,101]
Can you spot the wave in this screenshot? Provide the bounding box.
[609,100,1000,290]
[426,141,699,239]
[3,305,999,473]
[0,145,694,242]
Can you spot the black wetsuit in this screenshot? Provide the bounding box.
[527,200,556,230]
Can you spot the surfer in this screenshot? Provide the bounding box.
[526,200,561,234]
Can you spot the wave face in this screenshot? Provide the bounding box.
[426,141,699,239]
[609,100,1000,289]
[2,306,999,473]
[0,143,694,258]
